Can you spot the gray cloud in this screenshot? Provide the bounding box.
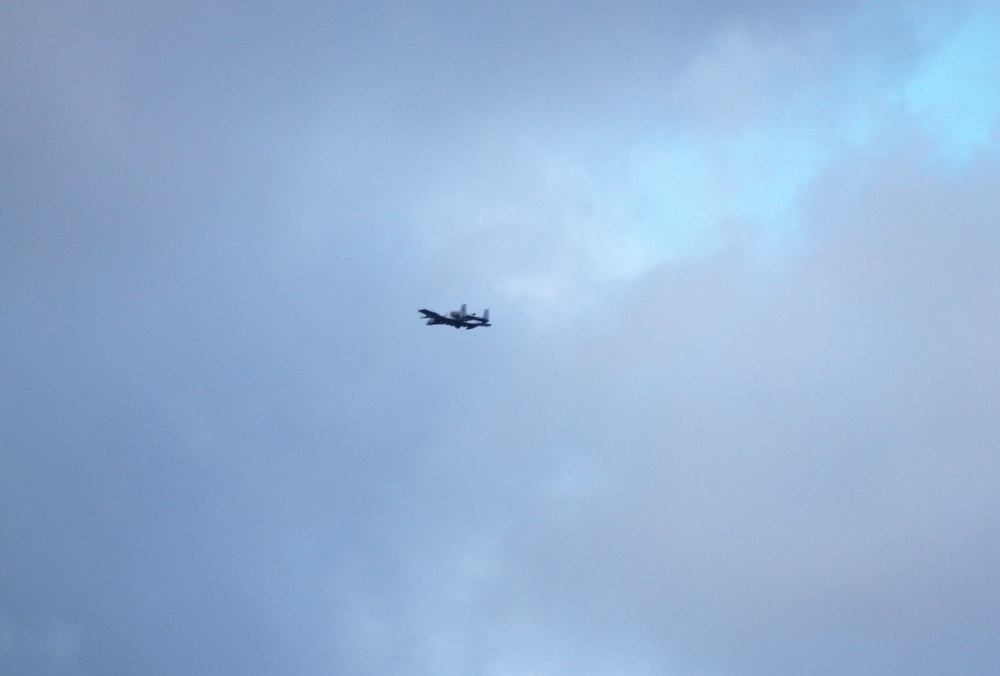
[2,1,999,674]
[384,150,1000,675]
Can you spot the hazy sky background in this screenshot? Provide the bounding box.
[3,2,999,674]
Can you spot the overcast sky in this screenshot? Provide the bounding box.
[3,2,1000,674]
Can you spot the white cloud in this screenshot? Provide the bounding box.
[413,2,1000,325]
[5,2,1000,674]
[398,143,1000,673]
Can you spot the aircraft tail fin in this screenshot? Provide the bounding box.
[482,309,489,323]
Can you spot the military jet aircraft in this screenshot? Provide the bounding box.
[419,304,491,329]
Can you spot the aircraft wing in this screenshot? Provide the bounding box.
[420,307,489,329]
[419,308,463,327]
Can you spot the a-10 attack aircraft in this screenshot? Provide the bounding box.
[419,304,491,329]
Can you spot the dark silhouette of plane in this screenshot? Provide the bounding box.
[419,304,491,329]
